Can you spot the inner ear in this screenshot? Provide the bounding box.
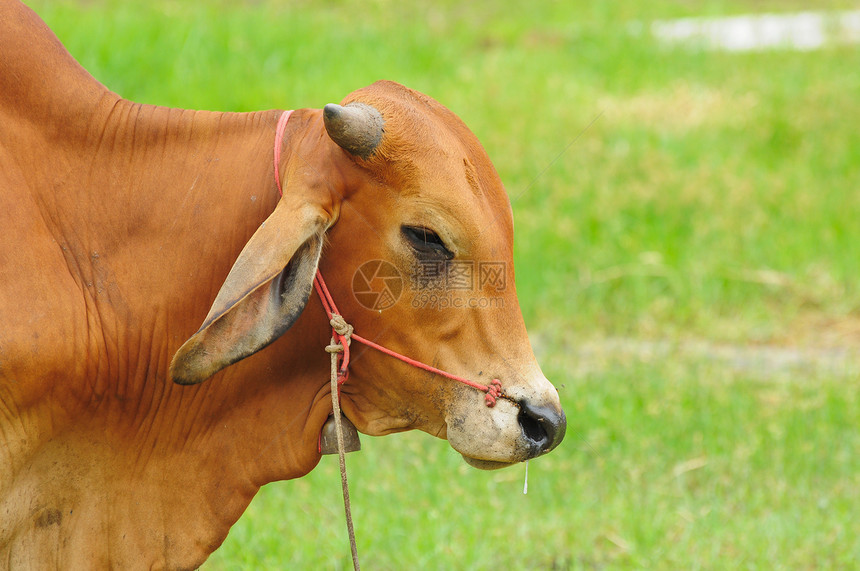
[263,235,323,339]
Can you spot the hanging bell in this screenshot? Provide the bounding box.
[320,413,362,454]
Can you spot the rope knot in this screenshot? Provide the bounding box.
[327,315,353,386]
[484,379,503,407]
[330,314,353,344]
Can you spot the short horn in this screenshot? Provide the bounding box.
[323,102,384,159]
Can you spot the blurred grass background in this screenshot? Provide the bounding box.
[28,0,860,568]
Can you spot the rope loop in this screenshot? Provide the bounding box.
[484,379,503,407]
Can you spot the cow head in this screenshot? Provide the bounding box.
[170,80,565,469]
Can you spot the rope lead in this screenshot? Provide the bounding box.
[328,336,360,571]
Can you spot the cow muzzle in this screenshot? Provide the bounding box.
[446,375,566,470]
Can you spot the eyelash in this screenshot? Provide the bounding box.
[401,226,453,259]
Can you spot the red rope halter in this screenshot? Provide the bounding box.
[273,110,504,407]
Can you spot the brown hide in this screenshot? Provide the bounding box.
[0,1,565,568]
[0,3,337,566]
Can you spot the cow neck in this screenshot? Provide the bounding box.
[272,110,507,407]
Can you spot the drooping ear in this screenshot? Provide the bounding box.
[170,196,331,385]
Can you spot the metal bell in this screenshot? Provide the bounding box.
[320,414,361,454]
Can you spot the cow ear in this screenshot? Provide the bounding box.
[169,196,330,385]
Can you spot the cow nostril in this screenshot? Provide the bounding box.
[518,407,549,445]
[517,400,566,457]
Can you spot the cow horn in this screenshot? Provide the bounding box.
[323,102,384,159]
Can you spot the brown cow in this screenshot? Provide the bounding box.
[0,0,565,568]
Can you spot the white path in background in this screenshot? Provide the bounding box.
[651,10,860,51]
[532,334,860,380]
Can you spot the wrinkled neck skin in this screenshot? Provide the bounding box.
[0,4,336,566]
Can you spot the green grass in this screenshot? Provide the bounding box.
[200,349,860,569]
[33,0,860,342]
[27,0,860,567]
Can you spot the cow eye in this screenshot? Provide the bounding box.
[401,226,453,259]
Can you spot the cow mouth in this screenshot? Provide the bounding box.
[461,455,517,470]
